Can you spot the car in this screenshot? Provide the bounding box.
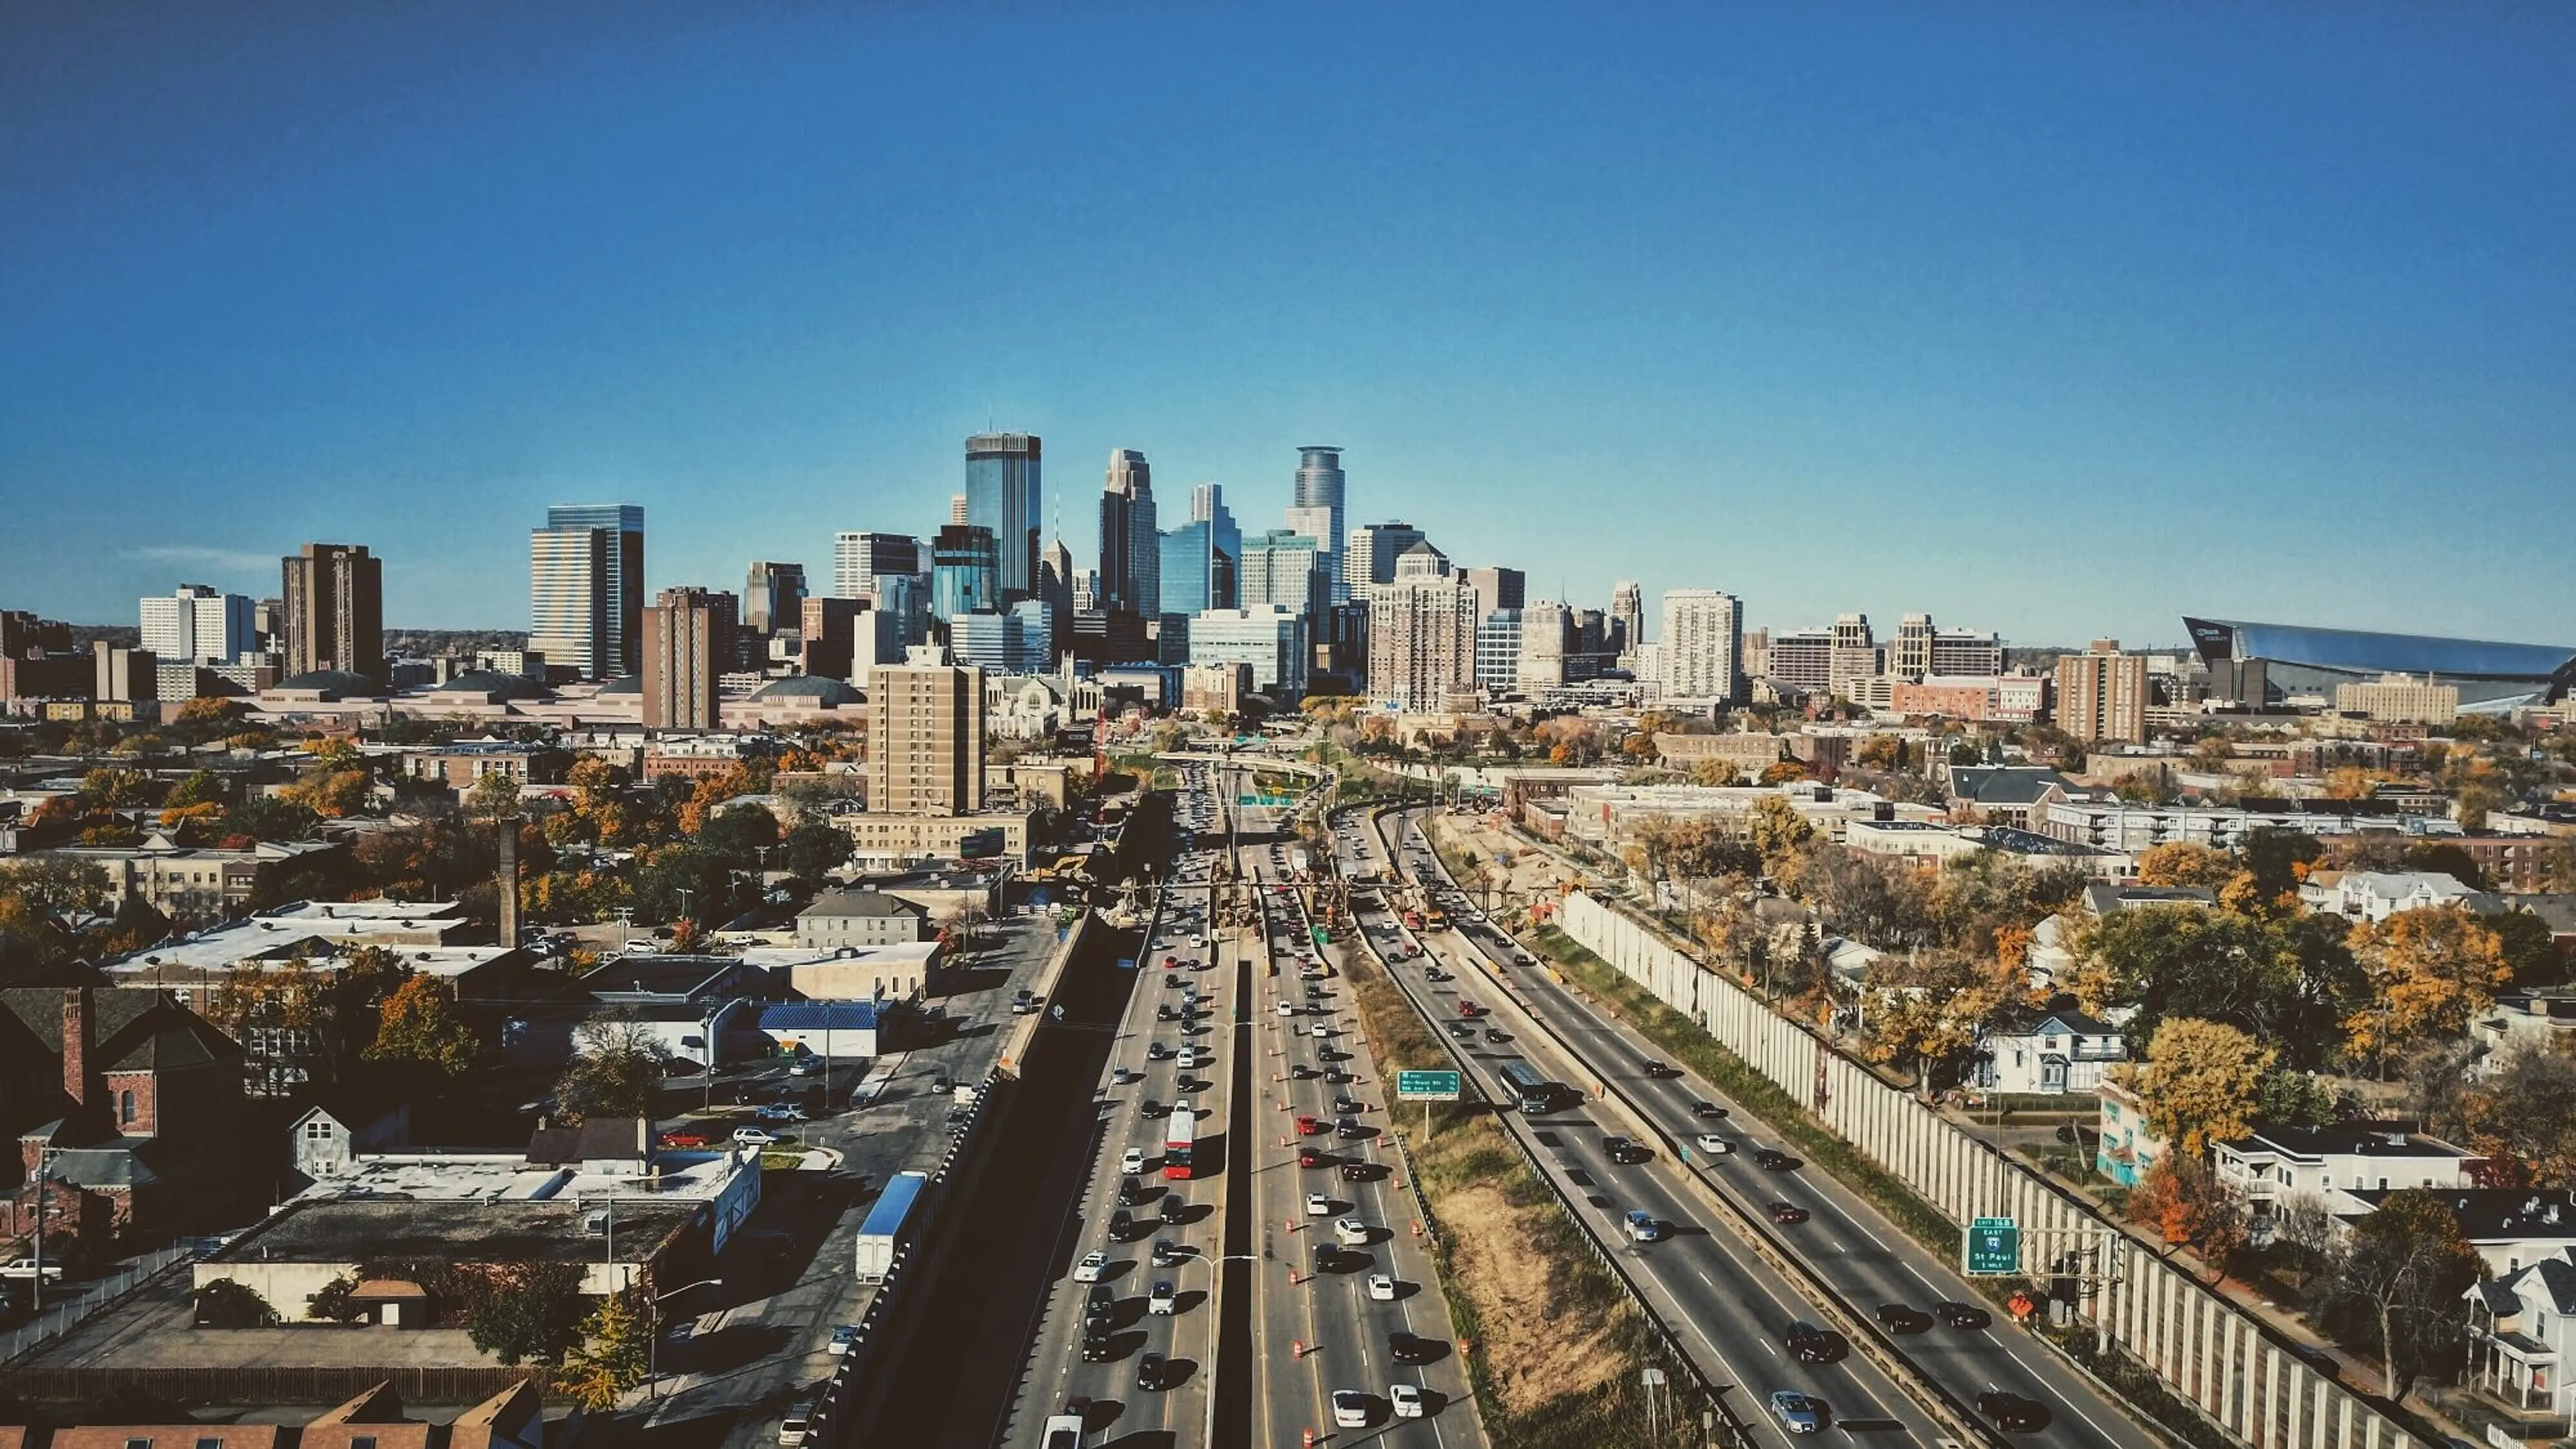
[1118,1175,1146,1205]
[1690,1099,1727,1119]
[1448,1024,1476,1040]
[1298,1147,1326,1169]
[1156,1004,1177,1022]
[1073,1250,1109,1283]
[1338,1160,1372,1181]
[778,1399,818,1446]
[1693,1132,1735,1157]
[1623,1210,1664,1242]
[1151,1238,1181,1267]
[1309,1022,1330,1038]
[657,1129,710,1149]
[1753,1147,1796,1171]
[788,1057,819,1077]
[1603,1135,1652,1164]
[1177,1046,1199,1070]
[1305,1192,1332,1216]
[1146,1042,1172,1061]
[755,1102,808,1124]
[1140,1097,1165,1119]
[1289,1063,1318,1080]
[1295,1115,1326,1136]
[1390,1382,1426,1418]
[1160,1193,1185,1224]
[1366,1273,1397,1301]
[1275,1001,1298,1016]
[1041,1410,1087,1448]
[1935,1299,1993,1330]
[1642,1061,1681,1079]
[1110,1066,1138,1085]
[1136,1349,1172,1391]
[1079,1330,1114,1362]
[828,1323,860,1354]
[1332,1093,1362,1115]
[1164,972,1183,989]
[1334,1116,1366,1139]
[1148,1279,1177,1315]
[1768,1389,1826,1435]
[1083,1282,1116,1326]
[1978,1391,2049,1432]
[1389,1330,1438,1364]
[1324,1067,1352,1084]
[1108,1208,1135,1240]
[1783,1320,1847,1363]
[1769,1200,1810,1224]
[1876,1302,1933,1334]
[1120,1147,1146,1175]
[1484,1026,1509,1043]
[1332,1389,1373,1429]
[1333,1216,1371,1245]
[732,1126,781,1146]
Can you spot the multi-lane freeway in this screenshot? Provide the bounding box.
[1366,806,2168,1449]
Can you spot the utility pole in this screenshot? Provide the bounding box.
[29,1146,53,1313]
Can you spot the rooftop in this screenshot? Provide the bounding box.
[2220,1121,2473,1162]
[226,1194,697,1265]
[2339,1187,2576,1241]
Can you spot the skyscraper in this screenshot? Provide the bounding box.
[1460,568,1526,621]
[2056,640,2149,744]
[1828,612,1879,700]
[1158,520,1220,619]
[1518,599,1573,689]
[964,432,1042,602]
[1098,447,1159,617]
[543,504,644,677]
[643,587,737,730]
[745,561,808,637]
[869,645,985,816]
[529,526,611,678]
[139,585,254,665]
[1294,445,1347,600]
[1342,521,1428,596]
[930,525,1000,622]
[1191,482,1242,576]
[1239,529,1330,623]
[1658,589,1743,702]
[833,532,921,602]
[1610,581,1644,653]
[1362,543,1477,711]
[281,543,384,684]
[1892,613,1936,681]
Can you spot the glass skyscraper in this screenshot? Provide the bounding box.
[1293,445,1346,602]
[965,433,1042,602]
[535,503,644,678]
[1099,448,1159,617]
[931,524,1000,622]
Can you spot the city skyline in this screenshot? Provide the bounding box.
[7,6,2573,644]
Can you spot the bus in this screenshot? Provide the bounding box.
[1498,1061,1564,1114]
[1163,1097,1196,1180]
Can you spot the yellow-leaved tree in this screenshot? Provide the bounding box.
[2129,1016,2271,1157]
[2135,842,2237,889]
[2343,906,2512,1073]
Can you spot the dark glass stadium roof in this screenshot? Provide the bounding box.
[2184,617,2576,686]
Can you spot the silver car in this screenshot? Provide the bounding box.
[1768,1390,1826,1435]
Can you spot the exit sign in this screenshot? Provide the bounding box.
[1395,1070,1462,1102]
[1965,1217,2021,1276]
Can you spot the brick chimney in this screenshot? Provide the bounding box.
[60,985,91,1112]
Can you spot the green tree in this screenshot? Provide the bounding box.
[782,818,854,881]
[555,1020,668,1122]
[224,794,320,843]
[555,1289,653,1409]
[1743,795,1815,877]
[700,802,783,868]
[465,771,523,820]
[1858,951,2015,1099]
[0,855,115,922]
[464,1261,590,1366]
[306,1275,368,1324]
[2253,1069,2341,1130]
[366,974,481,1075]
[162,769,227,812]
[195,1279,281,1328]
[2312,1190,2483,1402]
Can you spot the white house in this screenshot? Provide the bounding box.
[2300,870,2500,923]
[1975,1004,2126,1095]
[2467,1252,2576,1415]
[2212,1121,2479,1241]
[2337,1188,2576,1279]
[288,1093,413,1185]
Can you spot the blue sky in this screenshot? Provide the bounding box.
[4,3,2571,646]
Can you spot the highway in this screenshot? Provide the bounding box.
[1381,808,2168,1449]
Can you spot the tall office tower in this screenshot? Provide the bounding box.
[1071,568,1099,613]
[1282,504,1337,599]
[1610,581,1644,653]
[930,524,1000,622]
[1190,482,1242,576]
[1098,447,1160,616]
[281,543,385,683]
[868,645,985,816]
[1658,589,1743,702]
[1239,529,1331,623]
[1037,538,1075,653]
[543,504,644,676]
[799,596,867,681]
[1930,629,2006,677]
[1741,628,1772,680]
[642,587,737,730]
[1767,629,1831,690]
[1892,614,1936,680]
[1476,610,1524,694]
[1827,612,1879,700]
[1293,446,1347,602]
[744,561,808,637]
[140,585,254,665]
[1342,521,1428,597]
[1517,599,1574,689]
[964,432,1042,602]
[529,527,611,678]
[2055,639,2149,744]
[1158,520,1223,621]
[1362,543,1477,711]
[833,532,921,602]
[1460,567,1526,622]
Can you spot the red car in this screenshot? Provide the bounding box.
[1295,1116,1326,1136]
[657,1129,709,1149]
[1297,1147,1326,1169]
[1457,1000,1480,1018]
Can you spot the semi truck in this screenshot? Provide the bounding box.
[854,1171,930,1282]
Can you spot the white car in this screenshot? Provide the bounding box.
[1310,1022,1330,1038]
[1275,1002,1298,1016]
[1040,1413,1085,1449]
[1305,1192,1332,1216]
[1148,1279,1177,1315]
[1390,1383,1425,1419]
[1333,1216,1371,1246]
[1332,1389,1373,1429]
[1366,1273,1397,1301]
[1073,1250,1108,1283]
[733,1126,781,1146]
[1694,1133,1735,1157]
[1121,1148,1146,1175]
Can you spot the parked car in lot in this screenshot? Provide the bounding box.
[657,1129,710,1149]
[731,1126,780,1146]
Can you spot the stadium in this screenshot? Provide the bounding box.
[2183,617,2576,712]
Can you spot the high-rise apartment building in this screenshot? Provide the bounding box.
[1098,448,1160,617]
[930,525,1000,622]
[1362,543,1477,711]
[867,645,985,816]
[744,561,808,637]
[964,432,1041,602]
[1461,567,1527,622]
[140,585,255,665]
[1238,529,1331,623]
[832,532,920,603]
[281,543,385,683]
[1766,629,1831,690]
[542,504,644,677]
[1293,445,1347,602]
[1828,612,1880,700]
[1658,590,1742,701]
[1930,629,2006,678]
[2055,639,2149,743]
[643,587,737,730]
[1343,522,1428,596]
[1610,581,1644,655]
[529,527,610,678]
[1518,599,1573,690]
[1477,610,1524,694]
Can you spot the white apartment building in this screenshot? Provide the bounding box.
[140,584,256,665]
[1659,589,1742,702]
[1190,604,1308,695]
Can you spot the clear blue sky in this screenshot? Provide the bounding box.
[5,3,2572,646]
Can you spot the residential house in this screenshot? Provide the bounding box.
[794,887,931,951]
[2212,1120,2478,1242]
[2095,1077,2165,1187]
[1943,765,2074,830]
[2300,870,2503,924]
[2467,1252,2576,1416]
[2337,1187,2576,1278]
[1975,1002,2126,1095]
[288,1087,414,1186]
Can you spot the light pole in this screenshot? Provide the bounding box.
[645,1275,723,1400]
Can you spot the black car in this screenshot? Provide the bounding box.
[1160,1193,1185,1224]
[1334,1117,1366,1139]
[1768,1200,1810,1224]
[1136,1350,1173,1392]
[1116,1175,1143,1205]
[1289,1063,1318,1080]
[1876,1303,1933,1334]
[1978,1391,2049,1432]
[1753,1147,1796,1171]
[1603,1135,1652,1164]
[1338,1161,1372,1181]
[1146,1043,1173,1061]
[1083,1283,1116,1328]
[1690,1099,1726,1119]
[1140,1097,1165,1119]
[1324,1068,1352,1085]
[1389,1330,1440,1364]
[1332,1094,1362,1115]
[1642,1061,1681,1079]
[1483,1027,1509,1043]
[1784,1320,1848,1364]
[1080,1330,1114,1362]
[1935,1300,1993,1330]
[1108,1208,1136,1240]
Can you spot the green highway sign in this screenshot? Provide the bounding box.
[1965,1216,2021,1276]
[1395,1070,1462,1102]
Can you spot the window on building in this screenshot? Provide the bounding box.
[120,1090,137,1125]
[351,1438,376,1449]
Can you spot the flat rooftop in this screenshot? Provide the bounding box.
[220,1197,694,1265]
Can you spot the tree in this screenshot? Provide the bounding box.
[162,769,227,814]
[0,855,114,922]
[2343,907,2512,1071]
[464,1260,590,1365]
[2253,1070,2341,1131]
[555,1289,653,1409]
[464,771,523,821]
[225,794,319,843]
[307,1275,369,1325]
[1743,795,1813,875]
[2130,1018,2272,1157]
[555,1019,669,1122]
[2311,1190,2483,1403]
[2127,1155,2249,1277]
[782,818,854,881]
[2449,1042,2576,1188]
[195,1279,281,1328]
[367,975,481,1075]
[1858,951,2015,1099]
[2136,842,2237,890]
[78,766,152,809]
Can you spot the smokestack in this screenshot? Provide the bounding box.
[497,815,520,948]
[61,986,91,1111]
